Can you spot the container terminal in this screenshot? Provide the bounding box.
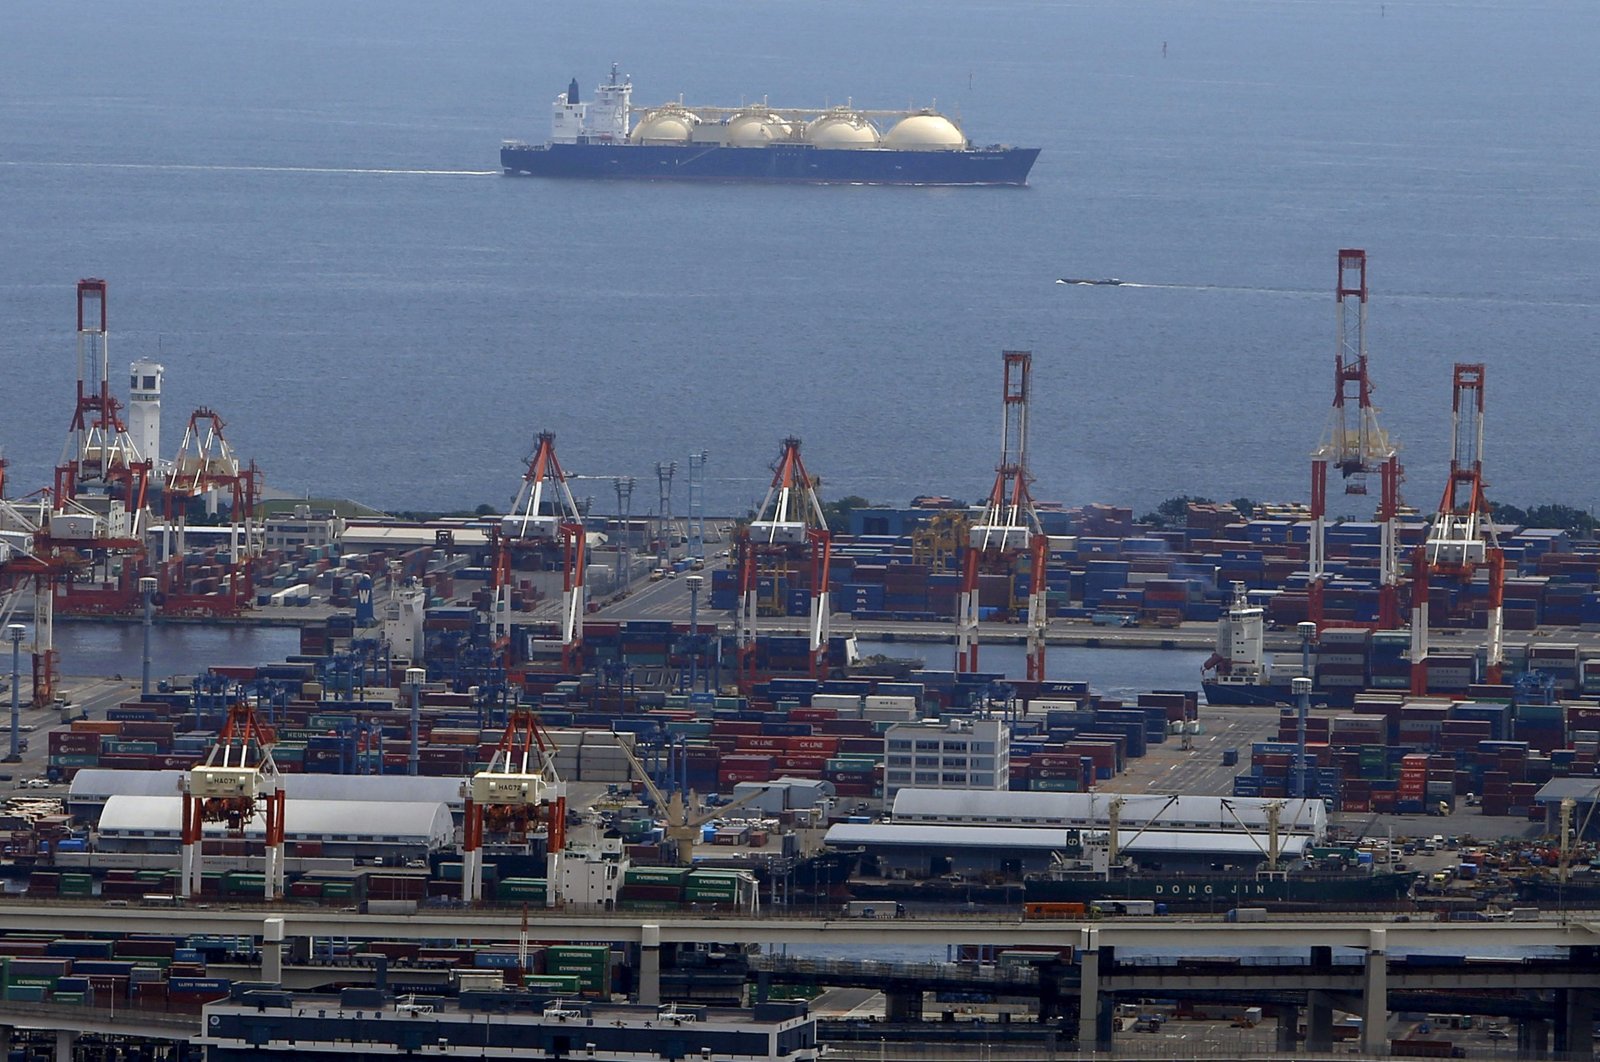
[6,264,1600,1057]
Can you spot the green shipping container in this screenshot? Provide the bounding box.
[52,992,86,1005]
[685,885,739,898]
[525,974,582,994]
[547,945,609,962]
[624,868,689,886]
[4,985,46,1002]
[9,977,60,991]
[104,741,160,754]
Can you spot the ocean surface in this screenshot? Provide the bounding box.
[3,1,1598,521]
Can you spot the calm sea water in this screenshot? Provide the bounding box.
[3,1,1597,520]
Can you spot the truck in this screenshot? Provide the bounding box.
[1091,612,1138,628]
[1224,907,1268,923]
[843,900,904,919]
[1092,899,1160,917]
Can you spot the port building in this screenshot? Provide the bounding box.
[69,770,467,820]
[883,718,1009,801]
[94,795,454,862]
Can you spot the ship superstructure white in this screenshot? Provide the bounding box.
[551,64,632,144]
[1215,582,1267,684]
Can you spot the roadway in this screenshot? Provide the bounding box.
[2,674,135,790]
[0,901,1595,952]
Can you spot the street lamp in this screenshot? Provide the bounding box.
[7,623,25,763]
[1294,621,1318,800]
[685,574,704,693]
[140,577,159,697]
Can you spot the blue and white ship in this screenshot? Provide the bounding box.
[501,67,1039,186]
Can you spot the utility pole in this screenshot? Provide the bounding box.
[687,450,709,561]
[613,477,635,593]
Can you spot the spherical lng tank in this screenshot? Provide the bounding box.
[725,108,793,147]
[804,110,881,149]
[883,112,968,151]
[628,104,700,145]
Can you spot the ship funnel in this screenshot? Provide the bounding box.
[568,78,580,105]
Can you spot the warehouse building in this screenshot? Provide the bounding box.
[69,770,467,821]
[94,795,455,863]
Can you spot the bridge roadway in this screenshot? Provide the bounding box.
[3,903,1600,1056]
[0,999,198,1061]
[1,901,1597,951]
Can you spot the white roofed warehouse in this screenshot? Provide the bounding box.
[93,795,455,863]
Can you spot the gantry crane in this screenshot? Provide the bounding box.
[494,433,586,673]
[956,351,1049,679]
[179,703,285,900]
[734,437,832,688]
[161,408,262,616]
[51,279,154,617]
[1410,364,1504,695]
[1308,250,1404,630]
[460,707,567,905]
[615,737,769,865]
[0,487,86,707]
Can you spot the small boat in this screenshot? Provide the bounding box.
[1056,277,1123,286]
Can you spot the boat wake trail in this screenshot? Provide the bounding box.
[1,161,497,177]
[1056,277,1600,309]
[1057,277,1322,297]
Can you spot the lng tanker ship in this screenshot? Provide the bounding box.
[501,66,1040,186]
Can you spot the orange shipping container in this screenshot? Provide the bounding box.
[72,721,124,736]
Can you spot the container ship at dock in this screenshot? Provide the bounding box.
[501,67,1039,186]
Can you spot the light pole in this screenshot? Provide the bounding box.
[1295,621,1318,801]
[140,577,159,697]
[685,574,703,693]
[7,623,25,763]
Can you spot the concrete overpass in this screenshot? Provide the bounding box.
[4,902,1600,1055]
[0,999,198,1061]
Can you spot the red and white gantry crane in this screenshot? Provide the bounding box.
[50,279,154,617]
[956,351,1049,679]
[495,432,586,673]
[1410,364,1504,695]
[161,408,262,616]
[735,437,833,687]
[179,703,286,901]
[1308,250,1404,629]
[460,707,567,905]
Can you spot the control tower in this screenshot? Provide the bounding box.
[128,359,164,471]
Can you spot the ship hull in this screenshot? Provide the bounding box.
[846,871,1414,912]
[501,142,1040,186]
[1203,680,1361,708]
[1025,871,1417,911]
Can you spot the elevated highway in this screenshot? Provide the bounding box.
[3,902,1600,1055]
